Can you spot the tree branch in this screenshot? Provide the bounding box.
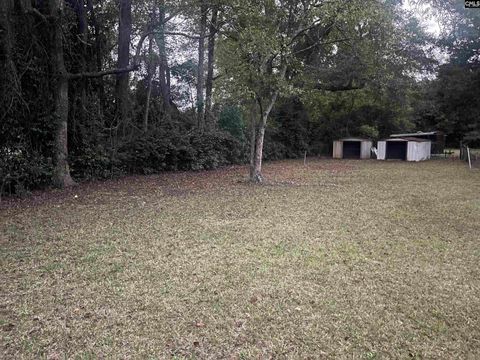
[68,65,138,79]
[164,31,211,40]
[68,29,151,80]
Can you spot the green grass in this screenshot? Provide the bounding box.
[1,159,479,358]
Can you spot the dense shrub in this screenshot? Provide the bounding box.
[218,106,246,140]
[115,130,245,175]
[70,144,113,180]
[0,147,52,198]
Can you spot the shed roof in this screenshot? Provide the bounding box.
[401,137,432,142]
[390,131,440,137]
[379,137,431,143]
[336,137,371,142]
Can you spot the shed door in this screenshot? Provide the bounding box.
[343,141,361,159]
[386,141,407,160]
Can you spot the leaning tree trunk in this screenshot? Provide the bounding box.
[114,0,132,135]
[49,0,75,188]
[196,1,207,131]
[204,6,218,131]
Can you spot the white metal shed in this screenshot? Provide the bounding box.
[377,137,431,161]
[332,138,372,159]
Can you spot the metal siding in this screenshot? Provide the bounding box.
[333,141,343,159]
[425,142,432,159]
[419,141,431,160]
[360,141,372,159]
[407,141,431,161]
[377,141,386,160]
[406,141,416,161]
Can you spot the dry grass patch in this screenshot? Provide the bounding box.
[1,159,480,358]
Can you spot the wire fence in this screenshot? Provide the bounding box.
[460,145,480,169]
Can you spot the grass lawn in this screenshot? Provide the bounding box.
[1,159,479,359]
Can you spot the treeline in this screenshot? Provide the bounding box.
[411,1,480,146]
[0,0,477,197]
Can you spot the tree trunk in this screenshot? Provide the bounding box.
[204,6,218,131]
[0,0,13,66]
[75,0,88,141]
[252,121,266,183]
[249,101,257,181]
[0,0,15,108]
[115,0,132,133]
[250,91,280,183]
[144,34,155,132]
[196,1,207,131]
[49,0,75,188]
[157,0,170,117]
[86,0,106,121]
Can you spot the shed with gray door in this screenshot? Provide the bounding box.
[333,138,372,159]
[377,137,431,161]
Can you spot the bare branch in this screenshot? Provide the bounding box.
[68,30,151,80]
[68,66,138,80]
[164,31,211,40]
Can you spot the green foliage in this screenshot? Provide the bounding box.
[116,130,245,175]
[70,144,114,180]
[0,147,52,197]
[218,106,245,140]
[266,97,310,158]
[411,1,480,146]
[433,65,480,144]
[358,125,379,140]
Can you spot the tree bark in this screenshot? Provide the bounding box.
[196,1,207,131]
[48,0,75,188]
[86,0,106,121]
[144,34,155,132]
[0,0,13,64]
[157,0,171,117]
[115,0,132,133]
[249,100,257,181]
[250,91,280,183]
[0,0,14,109]
[74,0,88,140]
[204,6,218,131]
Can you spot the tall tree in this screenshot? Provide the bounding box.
[17,0,152,188]
[86,0,106,119]
[156,0,171,116]
[144,6,158,131]
[48,0,76,187]
[115,0,132,134]
[414,0,480,144]
[0,0,16,116]
[204,5,218,130]
[196,0,207,131]
[218,0,431,182]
